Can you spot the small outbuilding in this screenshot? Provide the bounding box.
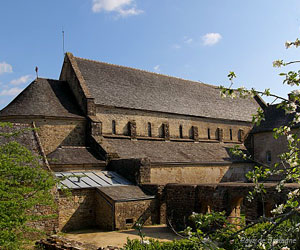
[96,185,156,230]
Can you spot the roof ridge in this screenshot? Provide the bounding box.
[74,55,217,88]
[35,77,65,82]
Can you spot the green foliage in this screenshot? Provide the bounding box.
[0,123,57,249]
[123,238,204,250]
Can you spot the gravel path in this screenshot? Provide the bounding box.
[64,225,181,248]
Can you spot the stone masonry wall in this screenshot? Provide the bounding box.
[1,118,86,155]
[27,203,59,234]
[96,106,252,141]
[58,189,96,232]
[140,184,167,224]
[108,159,146,184]
[95,191,114,231]
[36,119,86,155]
[150,163,253,184]
[114,199,157,230]
[253,131,292,166]
[165,183,297,230]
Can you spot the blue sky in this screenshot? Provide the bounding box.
[1,0,300,109]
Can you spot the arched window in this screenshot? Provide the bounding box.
[207,128,211,139]
[112,120,116,134]
[127,122,131,136]
[148,122,152,137]
[230,129,233,140]
[179,125,183,138]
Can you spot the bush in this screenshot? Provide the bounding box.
[123,238,204,250]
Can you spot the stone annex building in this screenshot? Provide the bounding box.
[0,53,292,233]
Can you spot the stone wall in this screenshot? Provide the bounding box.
[96,106,252,141]
[57,188,158,232]
[140,184,167,224]
[108,159,146,184]
[164,183,296,229]
[114,199,157,230]
[253,131,291,166]
[150,163,253,184]
[95,191,114,231]
[60,53,96,116]
[1,117,86,155]
[27,203,59,234]
[58,189,96,232]
[109,160,253,185]
[36,119,86,155]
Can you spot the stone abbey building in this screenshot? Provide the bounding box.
[0,53,292,233]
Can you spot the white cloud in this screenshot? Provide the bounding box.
[10,75,33,85]
[184,37,193,44]
[202,33,222,46]
[92,0,143,17]
[0,62,13,75]
[154,65,160,72]
[0,87,23,96]
[172,44,181,49]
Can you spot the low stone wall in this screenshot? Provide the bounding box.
[164,183,298,229]
[58,189,96,232]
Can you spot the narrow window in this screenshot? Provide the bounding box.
[230,129,233,140]
[266,151,271,164]
[160,124,165,138]
[238,129,244,142]
[127,122,131,136]
[148,122,152,137]
[112,120,116,134]
[207,128,211,139]
[179,125,183,138]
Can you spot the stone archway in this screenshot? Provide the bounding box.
[228,197,243,226]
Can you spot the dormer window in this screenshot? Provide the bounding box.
[112,120,116,134]
[179,125,183,138]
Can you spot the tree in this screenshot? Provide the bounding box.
[0,122,57,249]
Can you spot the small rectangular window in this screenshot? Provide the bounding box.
[230,129,233,140]
[207,128,211,139]
[126,218,133,224]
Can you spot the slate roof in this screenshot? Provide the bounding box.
[103,138,248,164]
[252,104,300,133]
[47,146,105,165]
[0,123,41,156]
[74,56,259,122]
[97,185,154,201]
[0,78,83,119]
